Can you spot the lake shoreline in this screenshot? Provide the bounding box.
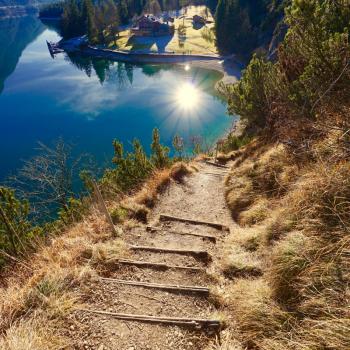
[60,41,241,87]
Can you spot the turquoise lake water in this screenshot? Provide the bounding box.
[0,16,236,181]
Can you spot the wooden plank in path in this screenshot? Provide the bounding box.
[78,309,221,329]
[204,161,229,169]
[203,172,226,177]
[128,245,211,261]
[100,278,210,295]
[146,226,217,243]
[118,258,205,271]
[159,214,228,231]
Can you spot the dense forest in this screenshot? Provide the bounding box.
[214,0,290,56]
[40,0,290,56]
[40,0,183,42]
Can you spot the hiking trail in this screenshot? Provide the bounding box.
[69,160,234,350]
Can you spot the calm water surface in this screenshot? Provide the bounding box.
[0,16,235,181]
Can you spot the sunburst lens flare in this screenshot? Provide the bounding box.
[175,83,199,111]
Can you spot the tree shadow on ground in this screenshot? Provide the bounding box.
[126,34,174,53]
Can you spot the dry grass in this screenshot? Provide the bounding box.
[128,162,194,215]
[224,143,295,223]
[169,162,194,183]
[112,161,194,224]
[215,279,295,349]
[238,197,270,226]
[219,229,263,279]
[268,231,311,305]
[221,136,350,349]
[134,168,172,209]
[225,176,254,220]
[0,315,65,350]
[0,208,125,346]
[264,210,296,243]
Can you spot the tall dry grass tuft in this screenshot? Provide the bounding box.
[0,315,65,350]
[225,143,296,223]
[217,279,295,349]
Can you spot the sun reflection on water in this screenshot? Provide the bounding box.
[175,82,200,111]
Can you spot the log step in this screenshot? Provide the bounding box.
[78,309,221,329]
[100,278,210,295]
[129,245,211,261]
[118,258,205,271]
[203,172,226,177]
[159,214,228,231]
[146,226,217,243]
[204,161,229,169]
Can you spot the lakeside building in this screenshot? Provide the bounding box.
[131,14,175,37]
[193,14,206,25]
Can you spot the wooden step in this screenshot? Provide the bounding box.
[203,172,226,177]
[129,245,211,261]
[159,214,229,231]
[146,226,217,243]
[204,161,229,169]
[100,278,210,295]
[78,309,221,329]
[118,258,205,271]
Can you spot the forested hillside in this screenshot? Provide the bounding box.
[214,0,290,57]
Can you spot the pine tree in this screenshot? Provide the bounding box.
[83,0,98,44]
[151,128,170,168]
[119,0,129,25]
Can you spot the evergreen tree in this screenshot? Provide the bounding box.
[215,0,255,54]
[151,128,170,168]
[0,187,41,260]
[119,0,129,25]
[61,0,84,39]
[83,0,98,44]
[143,0,161,15]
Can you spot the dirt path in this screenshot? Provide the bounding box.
[69,161,234,350]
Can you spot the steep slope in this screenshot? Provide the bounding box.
[61,161,234,349]
[0,160,240,349]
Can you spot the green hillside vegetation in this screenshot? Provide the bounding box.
[0,128,195,267]
[214,0,290,56]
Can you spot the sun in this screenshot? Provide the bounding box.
[175,83,200,111]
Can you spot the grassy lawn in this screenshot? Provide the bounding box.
[109,6,218,55]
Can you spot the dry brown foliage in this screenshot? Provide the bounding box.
[221,134,350,349]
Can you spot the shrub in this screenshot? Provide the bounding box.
[219,133,252,153]
[219,55,276,128]
[0,187,42,263]
[102,128,171,195]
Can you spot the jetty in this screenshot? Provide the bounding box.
[46,41,64,58]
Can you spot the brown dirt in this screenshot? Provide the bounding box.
[65,161,234,349]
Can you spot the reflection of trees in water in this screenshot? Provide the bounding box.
[65,53,136,88]
[141,64,172,77]
[0,16,44,94]
[65,53,226,104]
